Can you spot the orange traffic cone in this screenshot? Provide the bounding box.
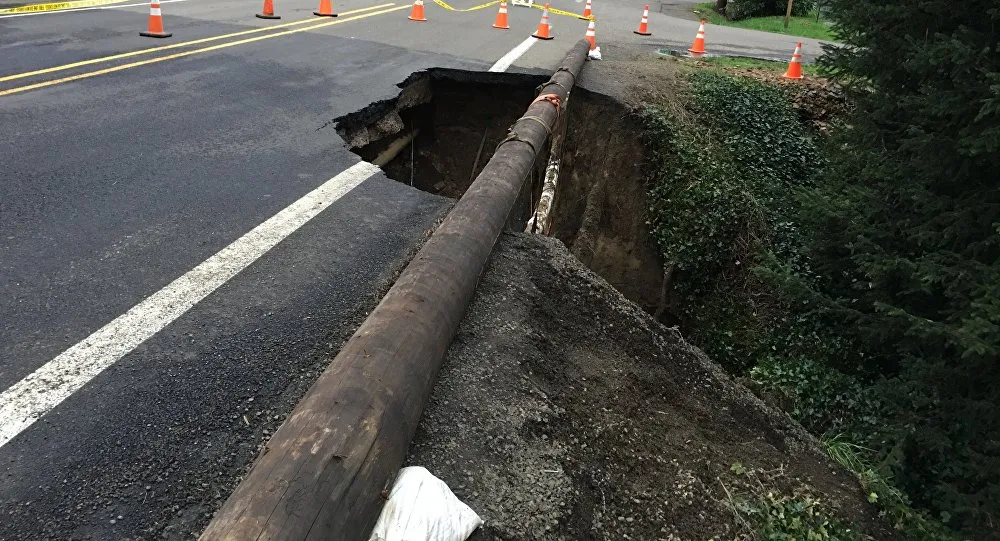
[578,0,592,20]
[492,0,509,29]
[256,0,280,19]
[408,0,427,21]
[687,19,707,55]
[313,0,337,17]
[532,3,553,40]
[584,20,596,50]
[633,4,651,36]
[782,42,804,79]
[139,0,171,38]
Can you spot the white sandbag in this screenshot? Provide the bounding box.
[368,466,482,541]
[588,46,602,60]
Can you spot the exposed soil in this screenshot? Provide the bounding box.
[332,51,848,327]
[548,51,851,322]
[407,233,895,540]
[546,87,665,316]
[541,50,694,319]
[333,57,680,321]
[333,69,549,201]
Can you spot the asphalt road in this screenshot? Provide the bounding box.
[0,0,827,538]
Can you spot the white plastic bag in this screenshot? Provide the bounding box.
[368,467,482,541]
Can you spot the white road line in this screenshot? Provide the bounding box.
[489,36,537,72]
[0,161,380,448]
[0,0,187,19]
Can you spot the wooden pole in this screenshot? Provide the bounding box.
[784,0,793,28]
[199,40,591,541]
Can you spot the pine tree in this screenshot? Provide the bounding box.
[806,0,1000,535]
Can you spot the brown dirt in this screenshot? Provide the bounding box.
[407,233,895,540]
[404,47,895,540]
[546,50,689,317]
[331,51,888,538]
[548,87,666,315]
[334,69,550,200]
[382,78,539,199]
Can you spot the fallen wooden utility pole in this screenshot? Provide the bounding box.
[200,39,590,541]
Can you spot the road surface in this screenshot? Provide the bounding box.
[0,0,826,538]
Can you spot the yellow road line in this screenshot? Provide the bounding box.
[0,0,124,14]
[0,4,393,83]
[432,0,586,17]
[0,5,410,97]
[431,0,498,11]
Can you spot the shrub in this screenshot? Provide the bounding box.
[722,0,814,20]
[751,356,883,442]
[640,71,817,373]
[724,0,770,20]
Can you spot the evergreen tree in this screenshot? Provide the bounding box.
[805,0,1000,534]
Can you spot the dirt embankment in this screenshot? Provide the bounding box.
[408,232,892,540]
[547,87,666,316]
[546,53,701,321]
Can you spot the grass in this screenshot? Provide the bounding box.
[692,2,837,41]
[822,434,872,474]
[820,435,958,540]
[699,55,822,77]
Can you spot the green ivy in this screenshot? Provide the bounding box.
[641,67,970,539]
[750,356,883,444]
[640,103,744,298]
[722,0,816,21]
[738,492,867,541]
[641,71,818,373]
[688,72,818,189]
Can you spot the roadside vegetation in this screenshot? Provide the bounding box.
[724,463,869,541]
[698,55,820,76]
[692,1,836,41]
[641,0,998,538]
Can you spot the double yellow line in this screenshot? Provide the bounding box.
[0,3,408,96]
[428,0,587,19]
[431,0,498,12]
[0,0,125,15]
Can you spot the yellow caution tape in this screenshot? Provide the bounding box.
[509,1,593,20]
[0,0,126,14]
[431,0,499,11]
[425,0,590,17]
[526,2,592,19]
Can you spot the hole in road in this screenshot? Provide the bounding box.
[333,69,550,199]
[334,68,670,323]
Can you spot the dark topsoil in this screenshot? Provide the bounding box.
[407,233,895,540]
